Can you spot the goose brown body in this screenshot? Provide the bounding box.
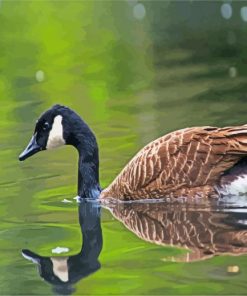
[101,125,247,200]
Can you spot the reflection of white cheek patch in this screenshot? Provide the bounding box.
[51,257,69,282]
[46,115,65,150]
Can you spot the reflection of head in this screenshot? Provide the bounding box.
[22,201,102,293]
[107,201,247,261]
[53,284,75,296]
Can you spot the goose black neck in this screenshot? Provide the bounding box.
[66,118,101,199]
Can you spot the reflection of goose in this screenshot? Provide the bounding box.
[19,104,247,200]
[107,202,247,261]
[22,201,102,295]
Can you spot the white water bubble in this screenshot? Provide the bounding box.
[227,265,240,273]
[62,198,72,203]
[73,195,81,203]
[240,7,247,22]
[133,3,146,20]
[229,66,237,78]
[221,3,232,20]
[52,247,69,254]
[35,70,45,82]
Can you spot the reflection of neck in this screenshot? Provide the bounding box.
[77,201,103,262]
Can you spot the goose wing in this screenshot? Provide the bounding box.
[103,126,247,199]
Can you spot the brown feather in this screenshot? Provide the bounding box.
[100,126,247,200]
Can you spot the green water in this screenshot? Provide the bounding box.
[0,1,247,294]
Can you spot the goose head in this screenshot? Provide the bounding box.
[19,104,96,161]
[19,104,100,198]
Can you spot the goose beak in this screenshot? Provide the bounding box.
[19,134,42,161]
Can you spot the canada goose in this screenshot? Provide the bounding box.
[19,104,247,200]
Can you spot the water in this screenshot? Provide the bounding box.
[0,1,247,294]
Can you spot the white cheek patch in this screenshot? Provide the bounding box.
[46,115,65,150]
[51,257,69,282]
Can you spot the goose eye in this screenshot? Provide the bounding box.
[42,122,50,131]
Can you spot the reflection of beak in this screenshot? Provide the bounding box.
[19,134,42,161]
[22,249,41,264]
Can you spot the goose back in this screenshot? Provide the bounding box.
[101,126,247,200]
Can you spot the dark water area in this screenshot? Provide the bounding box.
[1,1,247,294]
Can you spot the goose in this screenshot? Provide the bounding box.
[19,104,247,200]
